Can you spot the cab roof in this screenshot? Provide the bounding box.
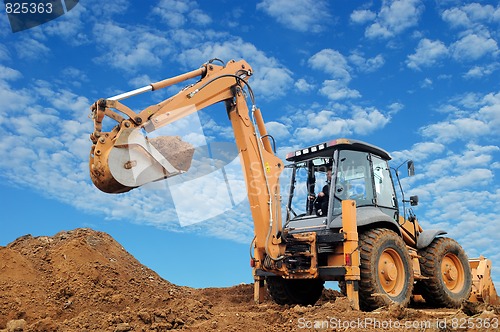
[285,138,392,162]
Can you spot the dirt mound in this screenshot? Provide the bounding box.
[1,228,498,331]
[0,229,203,331]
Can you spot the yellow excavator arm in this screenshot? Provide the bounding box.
[89,59,285,265]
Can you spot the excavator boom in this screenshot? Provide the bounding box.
[89,61,234,193]
[89,59,285,267]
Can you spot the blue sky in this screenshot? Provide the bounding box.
[1,0,499,288]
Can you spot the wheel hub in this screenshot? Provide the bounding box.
[378,248,405,295]
[441,253,465,293]
[382,263,398,281]
[444,265,458,281]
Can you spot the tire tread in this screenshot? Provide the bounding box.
[418,237,472,308]
[358,228,413,311]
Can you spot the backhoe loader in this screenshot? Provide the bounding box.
[88,59,497,310]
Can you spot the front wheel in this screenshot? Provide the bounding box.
[359,228,414,311]
[266,277,324,305]
[417,237,472,308]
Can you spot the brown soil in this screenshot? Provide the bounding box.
[1,228,498,331]
[149,136,195,172]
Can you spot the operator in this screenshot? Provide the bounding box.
[313,166,332,216]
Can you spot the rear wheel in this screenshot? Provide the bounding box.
[418,237,472,308]
[359,228,414,311]
[266,277,324,305]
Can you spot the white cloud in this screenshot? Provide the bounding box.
[442,3,500,29]
[421,118,490,142]
[420,89,500,143]
[87,0,130,17]
[30,80,91,117]
[0,49,266,243]
[455,144,499,168]
[365,0,424,39]
[394,113,499,265]
[14,37,51,60]
[479,91,500,128]
[406,38,449,70]
[319,80,361,101]
[0,65,22,81]
[451,91,485,110]
[395,142,499,170]
[153,0,212,28]
[185,201,253,243]
[406,143,500,244]
[349,52,385,73]
[413,175,498,229]
[171,168,237,226]
[463,63,500,79]
[177,38,293,99]
[291,106,392,143]
[43,2,89,45]
[388,102,404,114]
[308,49,351,82]
[154,0,190,27]
[392,141,445,162]
[350,9,376,25]
[450,33,498,61]
[400,88,500,268]
[351,106,391,134]
[0,70,31,114]
[0,7,11,37]
[197,115,235,141]
[0,72,255,240]
[431,168,493,191]
[420,78,433,88]
[128,74,154,87]
[294,78,315,92]
[256,0,331,33]
[252,66,294,99]
[0,44,10,61]
[189,9,212,25]
[441,7,471,29]
[92,22,172,72]
[265,121,290,140]
[62,67,89,82]
[464,3,500,23]
[308,49,363,101]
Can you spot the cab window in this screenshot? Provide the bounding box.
[332,150,374,215]
[371,155,396,208]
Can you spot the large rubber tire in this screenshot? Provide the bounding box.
[266,277,324,306]
[418,237,472,308]
[359,228,414,311]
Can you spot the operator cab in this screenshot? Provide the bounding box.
[285,138,398,232]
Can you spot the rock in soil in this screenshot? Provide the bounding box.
[149,136,194,172]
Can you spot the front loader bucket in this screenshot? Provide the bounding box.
[469,256,499,305]
[90,128,195,194]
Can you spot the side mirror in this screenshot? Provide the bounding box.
[407,160,415,177]
[410,195,419,206]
